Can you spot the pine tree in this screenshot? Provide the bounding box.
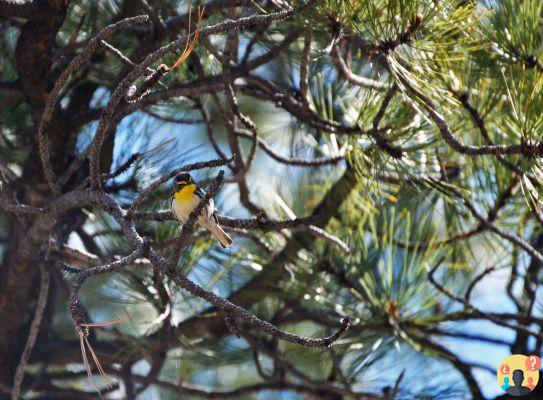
[1,0,543,399]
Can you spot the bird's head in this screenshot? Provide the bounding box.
[174,172,194,189]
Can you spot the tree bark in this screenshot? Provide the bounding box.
[0,1,68,384]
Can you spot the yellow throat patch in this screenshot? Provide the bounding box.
[174,184,197,202]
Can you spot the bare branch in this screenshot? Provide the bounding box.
[152,248,351,347]
[396,70,543,157]
[0,196,43,214]
[88,0,316,189]
[100,40,161,81]
[130,210,322,232]
[446,183,543,265]
[331,43,387,91]
[11,264,50,400]
[37,15,149,194]
[428,259,542,339]
[125,374,377,399]
[67,247,147,327]
[368,85,403,158]
[300,27,312,104]
[125,64,170,103]
[218,214,320,231]
[236,129,344,166]
[48,184,350,350]
[223,72,258,182]
[308,225,349,253]
[465,266,497,303]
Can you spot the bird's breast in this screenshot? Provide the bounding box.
[172,185,200,222]
[174,184,196,201]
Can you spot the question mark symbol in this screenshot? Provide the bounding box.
[525,355,541,371]
[501,364,510,374]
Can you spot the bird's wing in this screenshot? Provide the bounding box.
[170,197,176,217]
[195,187,205,199]
[195,186,217,219]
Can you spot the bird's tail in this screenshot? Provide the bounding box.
[209,225,234,248]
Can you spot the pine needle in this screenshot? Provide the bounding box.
[84,335,113,389]
[78,316,128,392]
[81,316,129,327]
[140,137,175,156]
[170,5,205,70]
[79,331,101,396]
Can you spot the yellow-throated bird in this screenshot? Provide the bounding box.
[171,172,234,248]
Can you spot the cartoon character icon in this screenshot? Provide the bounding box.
[526,377,535,391]
[506,369,532,396]
[501,376,511,391]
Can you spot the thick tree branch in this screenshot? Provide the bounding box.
[37,15,149,194]
[88,0,316,188]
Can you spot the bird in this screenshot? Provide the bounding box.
[171,172,234,248]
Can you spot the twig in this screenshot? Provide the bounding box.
[330,43,387,91]
[223,72,258,181]
[143,109,203,124]
[308,225,349,253]
[455,92,543,224]
[0,196,43,214]
[153,248,351,347]
[100,40,158,79]
[408,333,483,400]
[135,0,167,32]
[101,40,136,68]
[125,64,170,103]
[229,229,273,254]
[218,214,320,231]
[37,15,149,194]
[53,243,104,267]
[391,369,405,399]
[240,23,270,64]
[212,91,261,214]
[368,85,403,158]
[11,264,50,400]
[395,69,543,157]
[127,374,376,399]
[446,183,543,265]
[236,129,344,166]
[243,75,389,136]
[196,101,230,162]
[66,247,146,327]
[300,27,312,104]
[242,334,378,398]
[428,259,542,339]
[129,210,321,232]
[61,187,351,350]
[88,0,316,189]
[465,266,496,303]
